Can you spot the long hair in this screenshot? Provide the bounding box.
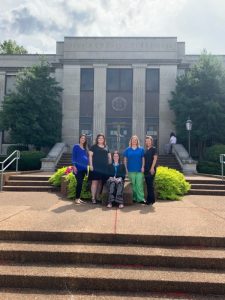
[95,133,106,146]
[79,134,87,150]
[129,135,140,147]
[112,150,120,163]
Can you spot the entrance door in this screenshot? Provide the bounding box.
[107,122,131,153]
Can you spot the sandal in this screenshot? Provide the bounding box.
[92,199,97,204]
[119,204,124,209]
[107,203,112,208]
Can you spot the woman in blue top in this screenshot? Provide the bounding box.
[72,134,89,204]
[123,135,145,203]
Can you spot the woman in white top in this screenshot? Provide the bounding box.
[169,132,177,153]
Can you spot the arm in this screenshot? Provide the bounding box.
[150,154,158,175]
[72,145,78,173]
[108,152,112,164]
[123,156,128,174]
[89,151,94,171]
[141,156,144,173]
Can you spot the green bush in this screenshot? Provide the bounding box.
[49,167,91,199]
[155,166,191,200]
[49,167,67,187]
[19,151,45,171]
[7,144,28,156]
[204,144,225,162]
[197,160,221,175]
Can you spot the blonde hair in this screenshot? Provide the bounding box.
[129,135,140,147]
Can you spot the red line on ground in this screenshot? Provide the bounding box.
[113,208,118,234]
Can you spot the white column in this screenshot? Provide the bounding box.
[0,72,6,154]
[93,64,107,139]
[132,64,147,146]
[159,65,177,154]
[62,65,80,148]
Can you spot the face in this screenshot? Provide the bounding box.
[145,138,153,148]
[131,137,138,146]
[97,136,105,145]
[80,136,86,145]
[113,153,119,162]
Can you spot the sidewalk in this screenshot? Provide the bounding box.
[0,190,225,238]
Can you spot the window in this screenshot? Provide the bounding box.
[107,69,132,91]
[146,69,159,92]
[80,68,94,91]
[6,75,17,94]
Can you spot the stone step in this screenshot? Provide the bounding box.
[190,184,225,190]
[1,241,225,270]
[0,289,222,300]
[0,263,225,295]
[2,186,55,192]
[187,179,223,185]
[188,189,225,196]
[5,180,51,186]
[1,231,225,247]
[9,175,50,181]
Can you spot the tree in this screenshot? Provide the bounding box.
[0,61,62,148]
[169,52,225,158]
[0,39,28,54]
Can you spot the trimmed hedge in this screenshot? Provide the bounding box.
[155,166,191,200]
[197,160,221,175]
[204,144,225,163]
[19,151,45,171]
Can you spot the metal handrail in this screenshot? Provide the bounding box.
[0,150,20,191]
[220,154,225,181]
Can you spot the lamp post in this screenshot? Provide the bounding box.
[186,117,192,158]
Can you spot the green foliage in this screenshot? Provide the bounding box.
[49,167,91,199]
[197,160,221,175]
[0,40,28,54]
[19,151,45,170]
[7,144,28,155]
[169,52,225,158]
[204,144,225,162]
[155,166,191,200]
[49,167,67,187]
[0,60,62,148]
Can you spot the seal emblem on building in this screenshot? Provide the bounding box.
[112,96,127,111]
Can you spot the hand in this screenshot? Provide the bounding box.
[150,168,155,175]
[72,166,77,174]
[141,167,144,173]
[89,165,93,171]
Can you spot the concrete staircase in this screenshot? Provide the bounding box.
[0,231,225,297]
[56,152,71,170]
[157,154,182,172]
[3,174,55,192]
[187,178,225,196]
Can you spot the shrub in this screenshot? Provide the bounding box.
[49,166,91,199]
[197,160,221,175]
[19,151,45,170]
[204,144,225,163]
[155,166,191,200]
[49,167,67,187]
[7,144,28,156]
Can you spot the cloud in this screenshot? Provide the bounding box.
[0,0,225,54]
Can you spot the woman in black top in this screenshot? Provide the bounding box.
[89,134,111,204]
[144,136,158,205]
[107,151,126,209]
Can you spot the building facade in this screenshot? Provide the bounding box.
[1,37,222,154]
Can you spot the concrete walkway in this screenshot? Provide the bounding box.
[0,190,225,238]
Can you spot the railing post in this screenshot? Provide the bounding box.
[0,169,3,192]
[220,154,224,181]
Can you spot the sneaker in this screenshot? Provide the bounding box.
[107,203,112,208]
[119,204,124,209]
[74,199,82,204]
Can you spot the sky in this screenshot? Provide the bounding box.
[1,0,225,54]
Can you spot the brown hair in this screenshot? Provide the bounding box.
[79,134,87,150]
[95,133,106,146]
[129,135,140,147]
[145,135,154,145]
